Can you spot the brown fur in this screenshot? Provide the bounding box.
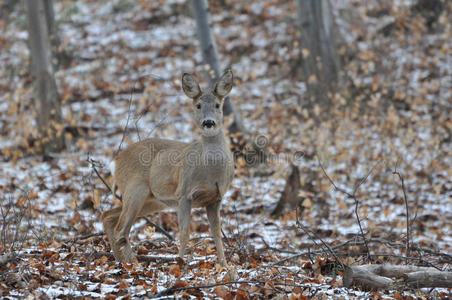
[102,70,235,266]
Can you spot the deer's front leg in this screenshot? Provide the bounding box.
[206,200,226,267]
[177,196,192,260]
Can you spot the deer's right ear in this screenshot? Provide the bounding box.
[182,73,201,99]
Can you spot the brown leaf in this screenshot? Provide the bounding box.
[214,286,229,299]
[173,280,188,289]
[169,264,181,278]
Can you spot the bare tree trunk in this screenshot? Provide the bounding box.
[43,0,59,48]
[190,0,246,135]
[26,0,65,157]
[296,0,340,107]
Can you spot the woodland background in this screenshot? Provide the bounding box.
[0,0,451,298]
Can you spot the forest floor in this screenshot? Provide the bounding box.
[0,0,451,298]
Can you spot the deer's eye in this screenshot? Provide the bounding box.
[215,103,220,109]
[196,104,201,110]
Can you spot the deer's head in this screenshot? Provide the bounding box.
[182,69,233,137]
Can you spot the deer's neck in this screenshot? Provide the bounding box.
[200,129,228,152]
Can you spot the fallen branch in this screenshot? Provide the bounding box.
[343,265,394,290]
[61,232,105,244]
[404,270,452,288]
[82,251,179,263]
[343,264,452,290]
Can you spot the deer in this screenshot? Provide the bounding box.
[101,69,235,267]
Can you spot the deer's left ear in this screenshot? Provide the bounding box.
[214,68,233,98]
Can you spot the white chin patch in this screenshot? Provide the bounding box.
[201,127,219,137]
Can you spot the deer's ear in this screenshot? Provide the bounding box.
[182,73,201,99]
[214,68,233,98]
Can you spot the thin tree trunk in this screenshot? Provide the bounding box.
[43,0,59,48]
[26,0,65,157]
[190,0,246,135]
[296,0,340,107]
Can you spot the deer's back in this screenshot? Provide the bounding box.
[114,138,189,194]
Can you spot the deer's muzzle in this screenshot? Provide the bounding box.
[202,120,216,128]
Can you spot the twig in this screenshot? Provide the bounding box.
[317,158,380,261]
[115,78,138,156]
[271,237,452,266]
[134,113,144,141]
[295,205,345,270]
[62,232,105,244]
[142,216,175,241]
[146,108,178,139]
[87,156,122,200]
[221,228,232,247]
[154,280,274,298]
[393,160,410,262]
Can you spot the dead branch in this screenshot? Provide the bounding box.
[271,237,452,267]
[318,158,381,260]
[116,80,135,156]
[343,264,452,290]
[82,251,179,263]
[343,265,394,290]
[295,205,345,270]
[404,270,452,288]
[61,232,105,244]
[352,264,438,278]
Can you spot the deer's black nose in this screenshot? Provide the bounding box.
[202,120,215,128]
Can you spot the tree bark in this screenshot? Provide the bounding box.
[404,271,452,288]
[296,0,340,106]
[190,0,246,134]
[26,0,65,157]
[343,265,394,290]
[43,0,59,48]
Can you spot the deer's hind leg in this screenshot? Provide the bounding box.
[102,207,122,261]
[114,181,150,263]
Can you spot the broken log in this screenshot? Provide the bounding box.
[343,265,394,290]
[343,264,452,290]
[357,264,438,278]
[404,271,452,288]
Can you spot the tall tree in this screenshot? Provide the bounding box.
[190,0,246,135]
[296,0,340,107]
[43,0,59,48]
[26,0,65,157]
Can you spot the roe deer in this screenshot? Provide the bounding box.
[102,69,235,266]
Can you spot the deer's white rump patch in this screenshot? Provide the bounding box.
[109,160,116,177]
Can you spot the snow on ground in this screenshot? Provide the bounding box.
[0,0,451,298]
